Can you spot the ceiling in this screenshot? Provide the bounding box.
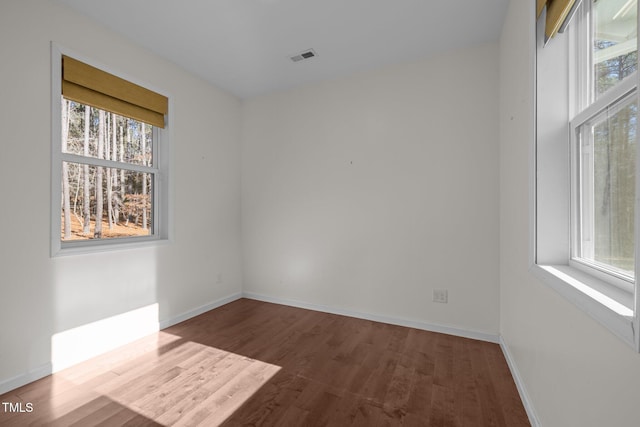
[55,0,509,99]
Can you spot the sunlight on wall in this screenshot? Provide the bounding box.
[51,303,160,372]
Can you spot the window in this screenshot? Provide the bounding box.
[535,0,640,349]
[570,0,638,289]
[51,49,170,255]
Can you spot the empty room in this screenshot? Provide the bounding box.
[1,0,640,425]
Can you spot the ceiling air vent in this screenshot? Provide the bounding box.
[290,49,317,63]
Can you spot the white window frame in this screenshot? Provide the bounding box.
[533,0,640,350]
[570,78,637,292]
[50,44,171,256]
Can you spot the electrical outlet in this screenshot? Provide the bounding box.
[216,273,222,284]
[433,289,448,304]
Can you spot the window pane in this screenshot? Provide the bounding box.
[593,0,638,98]
[576,94,636,278]
[62,98,153,167]
[61,162,153,241]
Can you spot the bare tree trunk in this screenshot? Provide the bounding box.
[95,110,105,238]
[141,122,148,230]
[122,122,128,223]
[83,106,91,235]
[112,116,119,224]
[61,98,71,239]
[106,113,114,229]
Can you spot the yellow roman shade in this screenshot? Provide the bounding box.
[62,55,168,128]
[537,0,577,41]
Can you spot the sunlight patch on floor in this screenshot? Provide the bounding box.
[52,330,280,426]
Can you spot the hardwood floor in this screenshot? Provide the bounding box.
[0,299,530,426]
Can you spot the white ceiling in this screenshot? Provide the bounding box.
[55,0,509,99]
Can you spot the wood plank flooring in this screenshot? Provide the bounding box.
[0,299,530,426]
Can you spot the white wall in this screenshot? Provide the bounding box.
[11,2,638,423]
[499,1,640,426]
[241,44,500,335]
[0,0,243,390]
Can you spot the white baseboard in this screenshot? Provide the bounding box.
[159,292,242,329]
[242,291,500,343]
[499,336,540,427]
[0,363,52,396]
[0,292,242,396]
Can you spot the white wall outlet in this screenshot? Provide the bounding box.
[216,273,222,284]
[433,289,448,303]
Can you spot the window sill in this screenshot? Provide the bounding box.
[53,236,169,257]
[530,263,637,349]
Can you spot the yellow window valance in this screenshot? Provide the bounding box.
[62,55,168,128]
